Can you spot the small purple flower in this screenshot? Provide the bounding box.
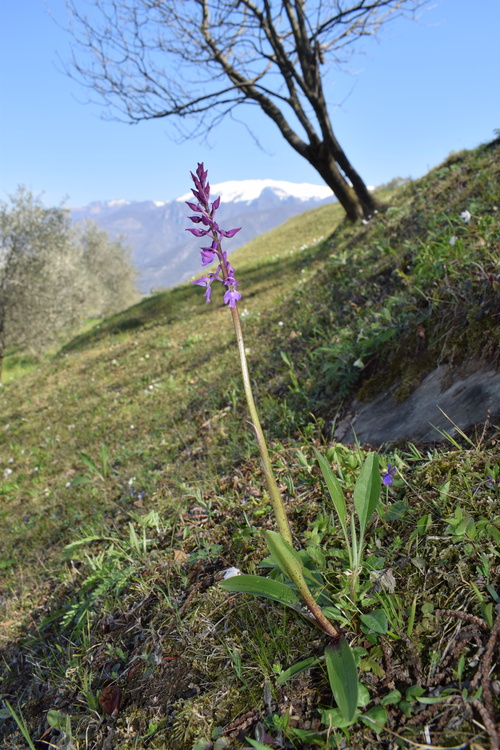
[186,163,242,307]
[192,273,220,302]
[382,464,397,486]
[200,242,217,266]
[223,286,242,308]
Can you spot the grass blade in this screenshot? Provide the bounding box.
[4,701,36,750]
[276,656,320,685]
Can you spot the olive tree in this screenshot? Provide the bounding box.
[66,0,425,221]
[73,220,138,317]
[0,188,139,376]
[0,187,83,374]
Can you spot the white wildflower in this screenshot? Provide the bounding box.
[223,567,241,580]
[460,209,471,223]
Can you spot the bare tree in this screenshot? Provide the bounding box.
[65,0,425,221]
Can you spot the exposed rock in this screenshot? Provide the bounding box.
[336,360,500,445]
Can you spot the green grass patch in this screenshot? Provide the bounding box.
[1,138,499,749]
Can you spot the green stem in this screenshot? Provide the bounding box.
[300,584,342,639]
[230,306,293,545]
[231,307,341,639]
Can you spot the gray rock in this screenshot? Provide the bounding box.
[336,362,500,445]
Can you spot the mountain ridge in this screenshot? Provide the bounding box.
[70,179,337,292]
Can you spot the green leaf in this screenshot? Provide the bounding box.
[63,535,108,557]
[276,657,320,685]
[213,738,230,750]
[314,449,347,537]
[305,543,326,568]
[383,500,408,521]
[360,705,388,733]
[220,574,302,608]
[353,453,381,539]
[415,688,458,705]
[319,706,357,729]
[244,740,274,750]
[360,609,388,634]
[325,637,358,721]
[406,684,425,700]
[380,689,402,706]
[46,710,68,732]
[80,452,100,476]
[100,443,109,477]
[258,555,275,568]
[264,531,311,599]
[357,683,371,707]
[265,530,304,573]
[69,476,92,486]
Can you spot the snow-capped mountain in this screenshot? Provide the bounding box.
[177,178,334,205]
[71,179,335,292]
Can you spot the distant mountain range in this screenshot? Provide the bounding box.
[70,179,336,292]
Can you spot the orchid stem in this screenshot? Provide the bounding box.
[230,306,293,545]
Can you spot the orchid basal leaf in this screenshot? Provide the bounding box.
[220,574,302,608]
[314,448,347,537]
[325,637,359,721]
[264,530,308,590]
[353,452,381,540]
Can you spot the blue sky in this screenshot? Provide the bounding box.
[1,0,499,207]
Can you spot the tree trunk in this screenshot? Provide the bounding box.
[324,137,377,218]
[304,140,377,222]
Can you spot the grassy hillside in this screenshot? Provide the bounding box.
[1,139,499,749]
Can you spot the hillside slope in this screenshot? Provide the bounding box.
[1,138,499,749]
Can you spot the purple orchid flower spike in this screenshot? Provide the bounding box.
[186,163,242,307]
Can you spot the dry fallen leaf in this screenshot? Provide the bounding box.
[99,684,121,716]
[173,549,189,564]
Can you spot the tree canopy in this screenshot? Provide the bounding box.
[66,0,426,221]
